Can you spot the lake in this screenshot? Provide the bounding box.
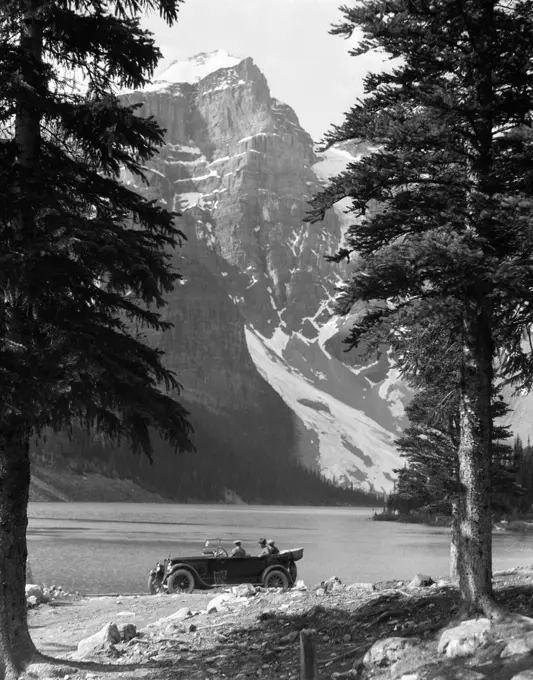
[27,503,533,594]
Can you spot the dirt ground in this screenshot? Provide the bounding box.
[23,568,533,680]
[29,593,214,657]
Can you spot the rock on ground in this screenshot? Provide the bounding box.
[323,576,343,593]
[25,584,45,605]
[408,574,435,589]
[346,582,375,592]
[438,618,492,658]
[76,622,121,658]
[118,623,137,642]
[501,631,533,658]
[231,583,256,598]
[363,636,421,667]
[207,593,236,613]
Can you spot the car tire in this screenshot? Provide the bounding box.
[263,568,289,591]
[167,568,195,594]
[148,573,163,595]
[288,561,297,584]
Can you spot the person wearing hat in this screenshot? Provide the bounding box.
[258,538,270,557]
[267,539,279,555]
[231,540,246,557]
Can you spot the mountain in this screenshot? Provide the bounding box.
[35,50,532,501]
[111,49,412,497]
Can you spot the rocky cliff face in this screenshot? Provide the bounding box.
[121,50,410,493]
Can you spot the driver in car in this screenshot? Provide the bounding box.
[231,540,247,557]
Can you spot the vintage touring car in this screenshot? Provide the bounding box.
[148,540,304,593]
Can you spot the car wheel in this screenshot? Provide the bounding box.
[148,573,163,595]
[288,561,297,584]
[167,568,195,594]
[263,568,289,590]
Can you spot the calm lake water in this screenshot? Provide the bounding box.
[27,503,533,595]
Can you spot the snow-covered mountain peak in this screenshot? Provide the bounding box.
[156,49,244,85]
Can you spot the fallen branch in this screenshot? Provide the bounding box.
[318,644,366,666]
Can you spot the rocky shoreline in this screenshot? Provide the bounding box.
[373,512,533,534]
[21,566,533,680]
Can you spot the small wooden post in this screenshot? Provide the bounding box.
[300,628,318,680]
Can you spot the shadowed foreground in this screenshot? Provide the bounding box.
[20,568,533,680]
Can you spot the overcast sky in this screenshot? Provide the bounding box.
[142,0,389,141]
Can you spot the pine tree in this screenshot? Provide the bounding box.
[370,311,518,578]
[307,1,533,617]
[0,0,190,676]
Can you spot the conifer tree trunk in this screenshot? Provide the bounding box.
[15,0,43,222]
[1,0,45,675]
[456,298,500,617]
[449,500,459,582]
[0,422,37,679]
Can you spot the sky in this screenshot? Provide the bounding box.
[141,0,390,142]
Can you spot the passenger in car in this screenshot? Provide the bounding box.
[231,540,247,557]
[267,539,279,555]
[258,538,270,556]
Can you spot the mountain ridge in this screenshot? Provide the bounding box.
[33,51,432,500]
[119,50,411,494]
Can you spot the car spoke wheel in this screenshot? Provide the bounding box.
[148,574,163,595]
[263,569,289,591]
[167,568,195,594]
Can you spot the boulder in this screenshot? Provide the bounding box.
[25,584,45,605]
[438,618,492,658]
[231,583,256,598]
[323,576,343,592]
[118,623,137,642]
[408,574,435,589]
[510,672,533,680]
[501,631,533,658]
[76,622,121,658]
[26,596,39,609]
[167,607,192,622]
[207,593,235,613]
[363,636,420,667]
[293,580,307,591]
[346,582,375,592]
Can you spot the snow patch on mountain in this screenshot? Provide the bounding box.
[155,50,243,85]
[246,327,399,492]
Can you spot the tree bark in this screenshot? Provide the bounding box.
[0,422,37,680]
[14,0,43,234]
[449,500,459,582]
[456,297,501,618]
